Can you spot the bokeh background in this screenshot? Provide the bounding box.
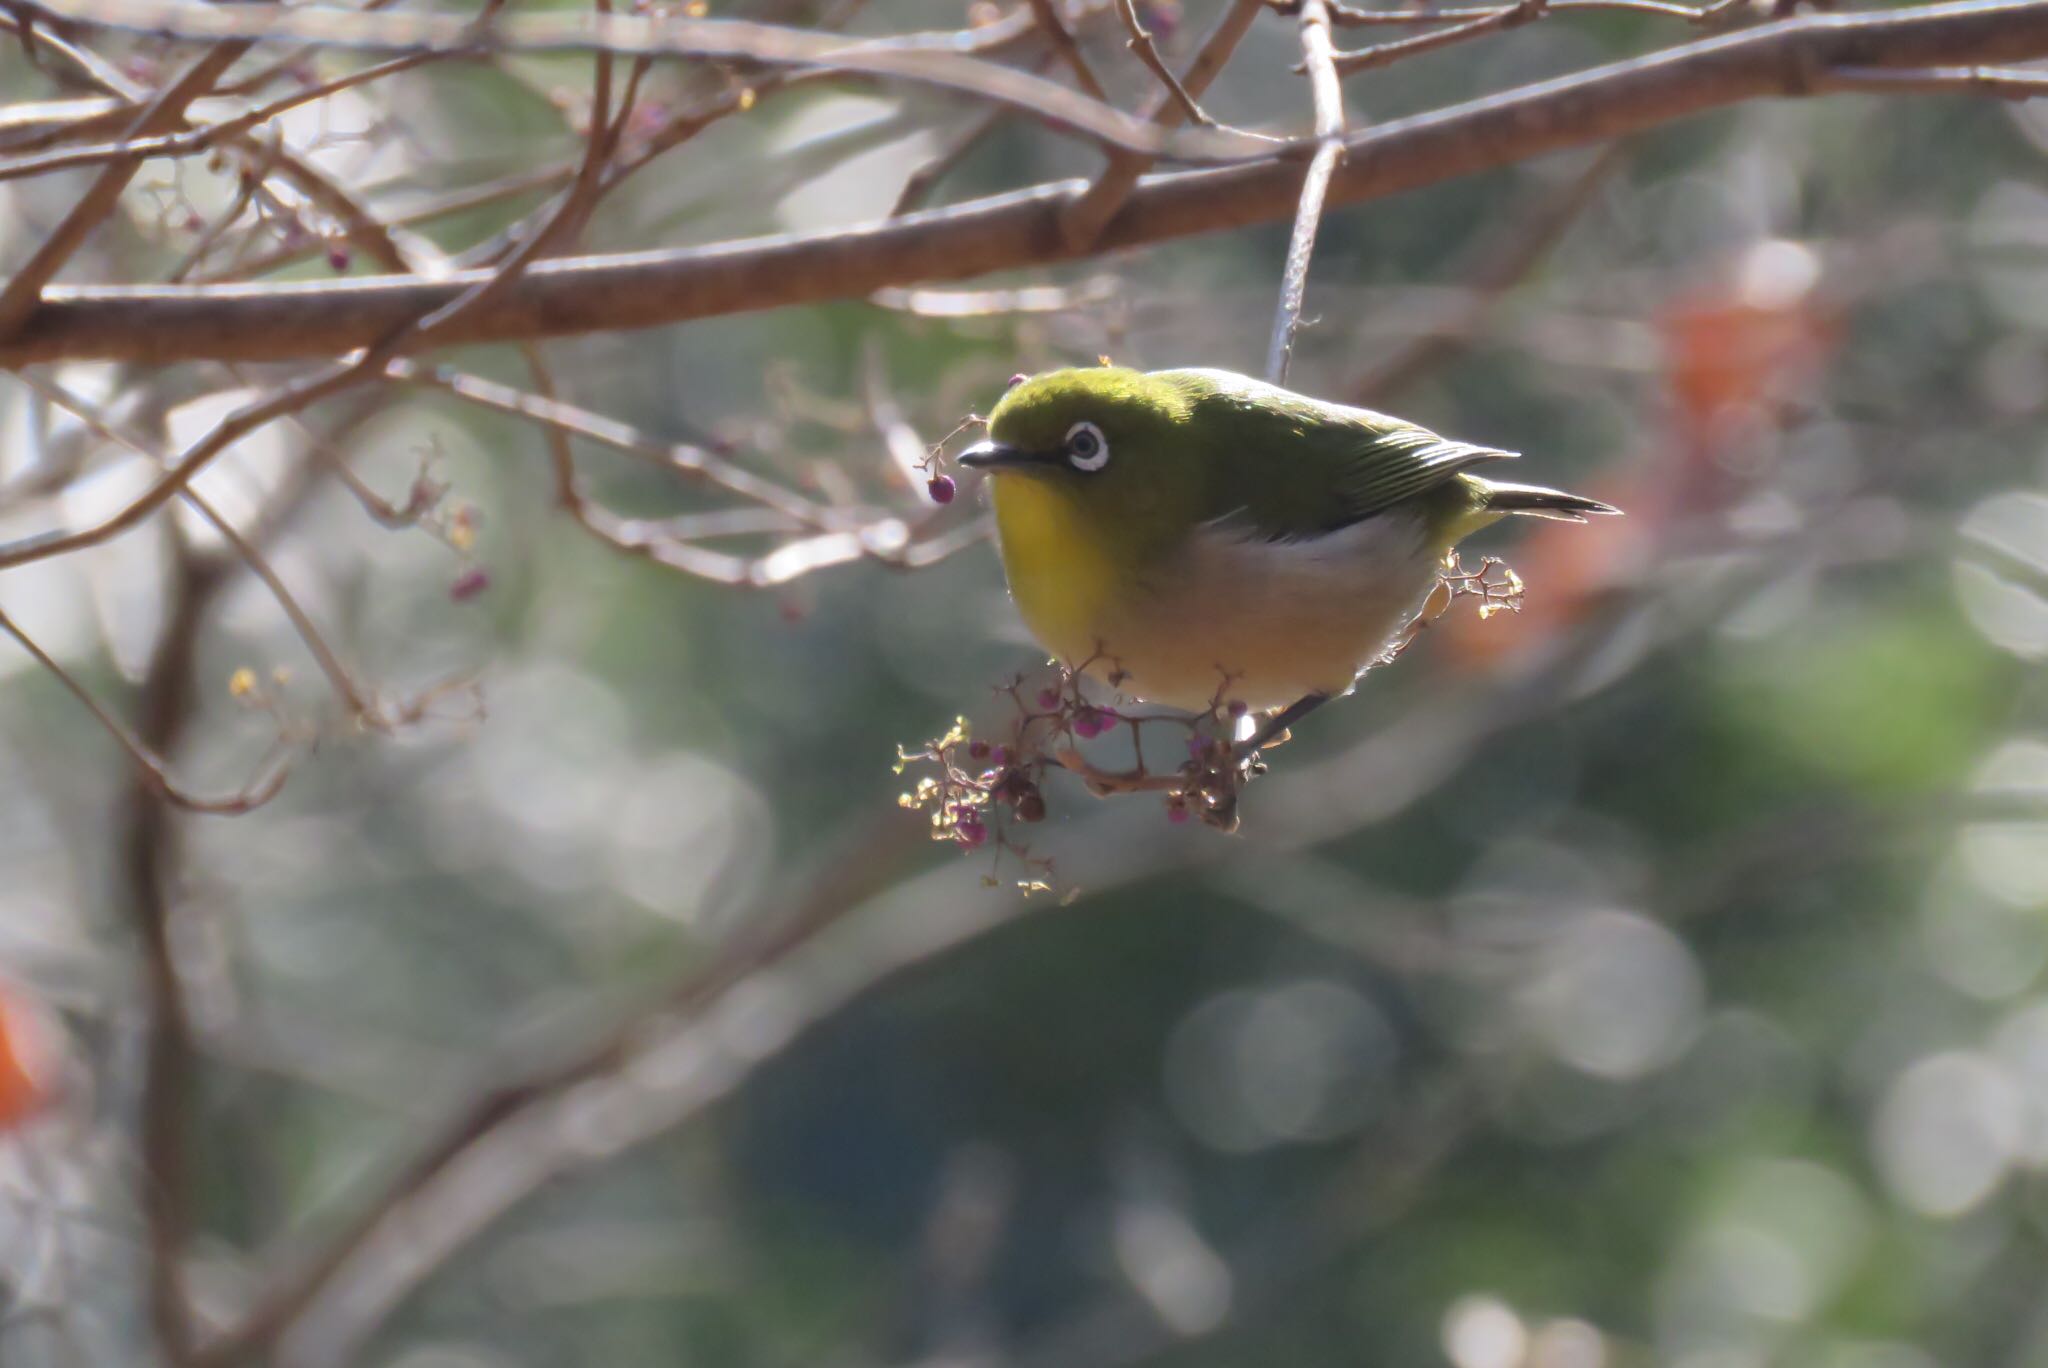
[4,3,2048,1364]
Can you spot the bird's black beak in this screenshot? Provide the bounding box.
[957,440,1041,471]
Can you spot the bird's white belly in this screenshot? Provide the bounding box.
[1092,513,1443,712]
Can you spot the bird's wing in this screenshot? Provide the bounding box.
[1161,369,1516,542]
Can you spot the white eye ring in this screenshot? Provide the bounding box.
[1065,421,1110,472]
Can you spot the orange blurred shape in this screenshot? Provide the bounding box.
[1436,472,1656,669]
[0,984,57,1131]
[1659,240,1840,447]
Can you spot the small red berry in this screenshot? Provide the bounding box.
[326,244,351,272]
[1227,699,1248,717]
[1166,801,1191,825]
[449,567,491,602]
[1037,688,1061,710]
[989,746,1010,766]
[955,816,989,848]
[1073,708,1109,739]
[927,473,957,504]
[968,739,990,760]
[1016,791,1047,823]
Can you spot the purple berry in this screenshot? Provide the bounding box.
[1037,688,1061,710]
[927,473,956,504]
[989,746,1010,766]
[326,244,351,272]
[968,739,990,760]
[1227,699,1248,717]
[449,567,491,602]
[1008,373,1029,388]
[955,816,989,848]
[1166,802,1190,825]
[1073,708,1109,739]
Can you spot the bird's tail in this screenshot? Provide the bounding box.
[1480,480,1622,523]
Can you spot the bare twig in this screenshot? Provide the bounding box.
[20,0,2034,368]
[1114,0,1210,124]
[1331,0,1549,74]
[1266,0,1345,384]
[1326,0,1713,20]
[0,40,252,337]
[1059,0,1263,246]
[1026,0,1112,100]
[393,358,988,586]
[0,606,296,816]
[0,49,450,184]
[10,0,1281,165]
[891,100,1017,216]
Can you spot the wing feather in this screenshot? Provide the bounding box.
[1158,369,1515,543]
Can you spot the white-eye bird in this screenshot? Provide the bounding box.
[958,366,1618,736]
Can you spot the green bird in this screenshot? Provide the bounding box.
[957,366,1618,735]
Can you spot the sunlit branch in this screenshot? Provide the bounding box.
[0,41,251,337]
[0,49,448,183]
[14,0,1284,164]
[868,278,1122,314]
[396,357,990,587]
[21,374,398,723]
[0,14,433,274]
[1331,0,1552,74]
[1325,0,1723,22]
[20,0,2040,369]
[1266,0,1344,385]
[1819,62,2048,96]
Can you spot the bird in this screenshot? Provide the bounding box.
[957,366,1618,742]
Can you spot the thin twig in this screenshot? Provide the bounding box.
[0,40,252,337]
[12,0,2048,367]
[0,49,451,184]
[1025,0,1112,99]
[1114,0,1209,124]
[1061,0,1263,245]
[393,358,989,586]
[1331,0,1548,74]
[1327,0,1713,22]
[1266,0,1345,384]
[891,99,1016,216]
[0,606,296,815]
[10,0,1281,165]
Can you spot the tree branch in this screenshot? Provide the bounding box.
[0,40,250,336]
[9,0,2045,368]
[1266,0,1345,384]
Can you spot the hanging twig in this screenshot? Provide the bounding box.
[1266,0,1345,384]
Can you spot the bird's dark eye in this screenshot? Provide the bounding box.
[1065,420,1109,472]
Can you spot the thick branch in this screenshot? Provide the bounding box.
[8,0,2048,366]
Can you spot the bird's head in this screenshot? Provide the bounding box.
[959,368,1198,518]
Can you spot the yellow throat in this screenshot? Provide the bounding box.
[987,474,1124,666]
